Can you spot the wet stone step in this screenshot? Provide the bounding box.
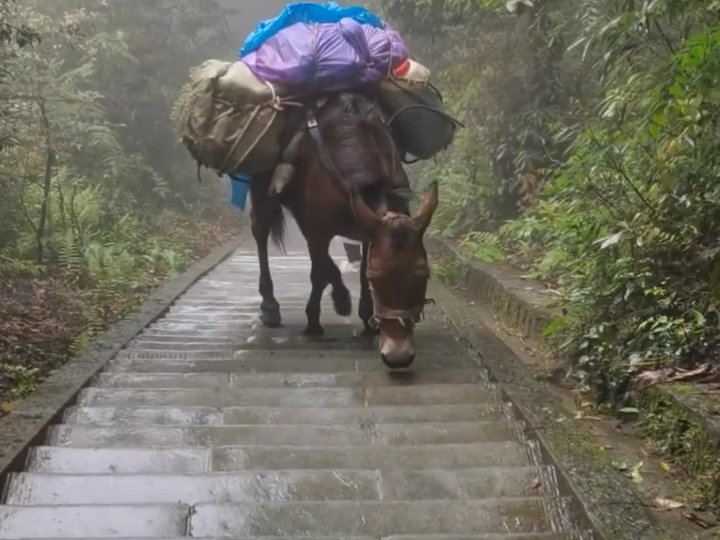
[48,421,521,448]
[27,441,535,474]
[125,339,471,355]
[93,369,491,389]
[151,306,302,316]
[104,355,473,373]
[64,403,510,426]
[119,342,462,354]
[210,442,536,471]
[134,327,463,342]
[146,316,260,328]
[113,348,388,360]
[188,499,574,536]
[122,332,462,353]
[0,504,189,539]
[25,447,212,474]
[75,384,501,408]
[5,466,554,505]
[63,406,226,426]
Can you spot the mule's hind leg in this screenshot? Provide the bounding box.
[250,180,282,328]
[358,240,379,337]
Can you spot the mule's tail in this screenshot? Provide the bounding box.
[249,172,286,252]
[268,200,286,252]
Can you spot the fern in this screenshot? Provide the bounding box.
[57,230,83,279]
[0,250,42,277]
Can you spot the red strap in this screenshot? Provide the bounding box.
[392,58,410,78]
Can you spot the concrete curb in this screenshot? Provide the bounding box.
[0,234,247,493]
[427,238,672,540]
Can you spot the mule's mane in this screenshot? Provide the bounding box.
[319,93,396,190]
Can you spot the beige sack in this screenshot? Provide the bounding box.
[171,59,285,176]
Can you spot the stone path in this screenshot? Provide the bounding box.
[0,232,593,539]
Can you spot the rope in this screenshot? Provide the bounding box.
[219,82,305,175]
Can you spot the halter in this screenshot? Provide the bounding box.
[367,290,435,329]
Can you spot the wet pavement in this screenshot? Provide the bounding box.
[0,224,593,539]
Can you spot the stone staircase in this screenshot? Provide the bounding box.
[0,246,594,539]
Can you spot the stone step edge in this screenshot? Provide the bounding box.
[0,497,582,536]
[3,465,561,505]
[6,464,555,479]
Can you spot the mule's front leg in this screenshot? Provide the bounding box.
[250,189,281,328]
[304,242,330,336]
[358,241,378,337]
[326,251,352,317]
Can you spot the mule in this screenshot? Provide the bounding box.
[248,92,438,369]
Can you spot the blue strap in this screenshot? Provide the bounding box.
[229,174,252,211]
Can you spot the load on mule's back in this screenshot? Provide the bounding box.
[171,2,461,368]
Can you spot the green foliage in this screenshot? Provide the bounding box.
[2,363,39,398]
[0,1,239,404]
[379,0,720,406]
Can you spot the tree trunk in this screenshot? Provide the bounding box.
[36,99,55,265]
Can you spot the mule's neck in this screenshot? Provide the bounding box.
[363,183,411,217]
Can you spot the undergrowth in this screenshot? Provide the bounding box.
[379,0,720,408]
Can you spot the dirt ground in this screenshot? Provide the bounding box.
[0,215,242,418]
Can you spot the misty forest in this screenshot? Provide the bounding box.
[0,0,243,409]
[2,0,720,441]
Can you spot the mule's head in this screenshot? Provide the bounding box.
[354,182,439,369]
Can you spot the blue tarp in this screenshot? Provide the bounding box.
[239,2,384,57]
[229,174,251,211]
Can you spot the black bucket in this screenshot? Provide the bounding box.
[377,80,459,160]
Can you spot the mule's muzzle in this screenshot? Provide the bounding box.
[381,352,415,369]
[380,336,416,369]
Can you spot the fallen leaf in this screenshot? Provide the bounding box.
[654,497,684,511]
[618,407,640,414]
[661,462,671,473]
[631,461,644,484]
[0,400,22,413]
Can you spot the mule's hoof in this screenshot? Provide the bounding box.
[332,286,352,317]
[260,306,282,328]
[303,323,324,336]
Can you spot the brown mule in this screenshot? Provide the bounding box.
[249,92,438,369]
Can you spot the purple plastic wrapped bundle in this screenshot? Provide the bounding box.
[241,17,408,92]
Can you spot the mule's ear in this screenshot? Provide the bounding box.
[411,181,439,235]
[352,193,382,238]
